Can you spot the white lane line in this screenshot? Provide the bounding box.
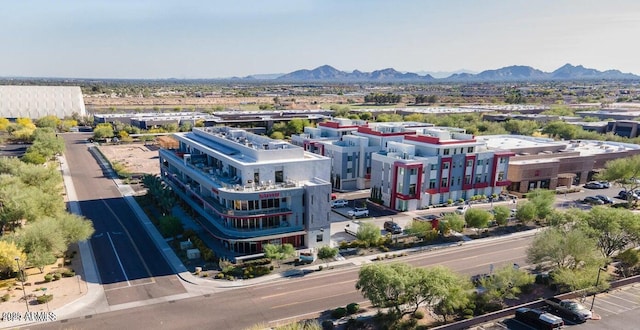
[107,232,131,287]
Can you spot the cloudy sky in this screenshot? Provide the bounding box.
[1,0,639,79]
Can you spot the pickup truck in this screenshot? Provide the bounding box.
[544,297,592,323]
[515,307,564,329]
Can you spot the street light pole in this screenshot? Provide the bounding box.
[14,257,29,312]
[590,266,607,311]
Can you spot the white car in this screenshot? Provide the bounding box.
[331,199,349,208]
[347,207,369,218]
[455,205,469,215]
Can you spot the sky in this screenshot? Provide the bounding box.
[1,0,640,79]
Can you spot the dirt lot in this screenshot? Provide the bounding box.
[98,143,161,175]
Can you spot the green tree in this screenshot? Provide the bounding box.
[480,265,535,306]
[356,222,382,247]
[515,201,536,224]
[542,121,579,140]
[527,189,556,221]
[405,220,438,241]
[526,227,602,270]
[356,263,469,319]
[617,248,640,277]
[551,264,610,293]
[439,213,465,235]
[263,243,295,267]
[270,131,285,140]
[56,213,95,246]
[35,115,60,129]
[317,245,338,267]
[492,206,510,226]
[159,215,184,238]
[28,245,57,273]
[578,206,639,258]
[93,124,115,140]
[596,155,640,207]
[465,208,491,235]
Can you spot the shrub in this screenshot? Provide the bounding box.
[37,294,53,304]
[331,307,347,319]
[44,274,53,282]
[62,270,76,277]
[321,320,334,330]
[346,302,360,315]
[53,273,62,281]
[414,310,425,319]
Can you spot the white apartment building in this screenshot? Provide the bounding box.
[159,127,331,256]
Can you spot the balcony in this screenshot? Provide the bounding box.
[162,149,301,194]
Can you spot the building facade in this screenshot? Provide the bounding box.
[370,127,513,211]
[159,127,331,257]
[477,135,640,194]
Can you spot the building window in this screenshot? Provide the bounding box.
[466,160,473,167]
[347,155,353,161]
[456,176,461,185]
[443,163,450,170]
[497,171,505,181]
[477,159,483,166]
[460,148,464,154]
[468,147,474,153]
[316,234,323,242]
[443,149,450,155]
[441,178,448,188]
[409,184,416,195]
[499,157,506,164]
[430,164,437,171]
[275,170,284,183]
[429,179,436,189]
[410,168,417,175]
[475,174,482,183]
[347,168,352,173]
[465,175,471,184]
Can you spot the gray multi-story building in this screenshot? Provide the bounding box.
[159,127,331,257]
[371,127,513,211]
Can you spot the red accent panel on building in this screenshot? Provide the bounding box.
[439,157,452,193]
[357,126,416,137]
[473,182,489,189]
[390,163,398,209]
[425,188,438,194]
[404,135,477,145]
[495,180,511,187]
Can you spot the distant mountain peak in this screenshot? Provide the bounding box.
[270,64,639,82]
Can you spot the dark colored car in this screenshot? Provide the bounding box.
[383,221,402,234]
[583,196,605,205]
[595,194,613,204]
[618,190,639,200]
[515,307,564,329]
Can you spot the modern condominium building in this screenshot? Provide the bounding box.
[159,127,332,256]
[370,127,514,211]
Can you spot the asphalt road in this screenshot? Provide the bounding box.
[62,133,186,306]
[36,231,534,329]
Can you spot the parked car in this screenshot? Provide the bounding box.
[330,199,348,208]
[515,307,564,329]
[383,221,402,234]
[347,207,369,218]
[583,196,605,205]
[599,181,611,188]
[584,181,606,189]
[455,205,469,215]
[595,194,613,204]
[618,190,639,200]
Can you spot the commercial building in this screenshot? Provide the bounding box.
[477,135,640,193]
[0,85,86,119]
[370,127,513,211]
[291,119,434,191]
[159,127,331,257]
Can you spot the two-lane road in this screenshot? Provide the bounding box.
[39,227,535,329]
[63,133,185,306]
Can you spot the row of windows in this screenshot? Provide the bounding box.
[232,198,283,211]
[442,147,475,155]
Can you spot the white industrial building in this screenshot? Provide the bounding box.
[0,85,86,119]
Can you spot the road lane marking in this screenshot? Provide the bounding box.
[102,199,155,280]
[270,291,355,309]
[104,279,156,292]
[107,232,130,287]
[260,280,355,299]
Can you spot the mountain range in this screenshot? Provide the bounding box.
[246,64,639,82]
